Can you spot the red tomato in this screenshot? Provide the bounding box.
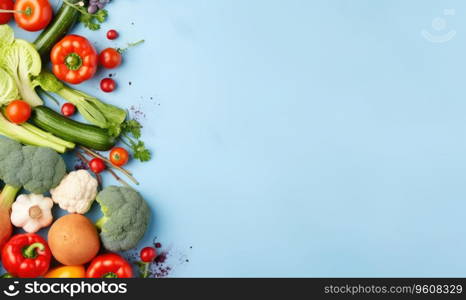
[0,0,14,25]
[61,103,76,117]
[99,48,122,69]
[86,254,133,278]
[109,147,129,166]
[14,0,53,32]
[100,78,116,93]
[140,247,157,263]
[89,158,106,174]
[51,35,98,84]
[107,29,119,40]
[5,100,31,124]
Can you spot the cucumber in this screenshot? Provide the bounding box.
[34,0,81,61]
[31,106,116,151]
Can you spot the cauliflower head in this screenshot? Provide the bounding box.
[96,186,151,251]
[50,170,98,214]
[0,136,66,194]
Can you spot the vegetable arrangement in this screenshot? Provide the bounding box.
[0,0,159,278]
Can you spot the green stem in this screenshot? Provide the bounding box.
[21,123,75,150]
[103,272,118,278]
[118,40,145,53]
[0,185,20,209]
[143,262,150,278]
[23,242,45,259]
[0,113,67,153]
[62,0,87,15]
[0,9,27,14]
[38,89,60,107]
[95,216,108,231]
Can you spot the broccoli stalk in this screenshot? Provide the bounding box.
[0,185,20,209]
[95,216,108,230]
[0,112,74,153]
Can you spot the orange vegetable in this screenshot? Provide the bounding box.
[44,265,85,278]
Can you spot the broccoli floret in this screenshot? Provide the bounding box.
[96,186,151,252]
[0,136,66,194]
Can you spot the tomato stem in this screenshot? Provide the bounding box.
[0,9,25,14]
[117,40,145,53]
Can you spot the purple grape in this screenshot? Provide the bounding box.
[88,4,98,14]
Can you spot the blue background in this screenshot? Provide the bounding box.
[12,0,466,277]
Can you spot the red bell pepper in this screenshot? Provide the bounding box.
[51,35,98,84]
[86,253,133,278]
[2,233,51,278]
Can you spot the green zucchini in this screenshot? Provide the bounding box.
[34,0,81,61]
[31,106,116,151]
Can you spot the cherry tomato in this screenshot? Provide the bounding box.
[107,29,119,40]
[5,100,31,124]
[99,48,122,69]
[61,103,76,117]
[0,0,14,25]
[14,0,53,32]
[100,78,116,93]
[109,147,129,167]
[89,158,106,174]
[140,247,157,263]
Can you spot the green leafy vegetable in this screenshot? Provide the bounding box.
[121,119,152,162]
[80,9,108,31]
[0,68,19,105]
[121,119,142,138]
[33,72,127,136]
[63,0,108,31]
[0,25,43,107]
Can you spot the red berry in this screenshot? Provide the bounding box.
[107,29,119,40]
[61,103,76,117]
[89,158,106,174]
[140,247,157,263]
[100,78,116,93]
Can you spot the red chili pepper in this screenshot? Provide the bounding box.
[86,253,133,278]
[1,233,51,278]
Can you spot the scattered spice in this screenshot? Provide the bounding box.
[128,105,146,121]
[73,157,89,171]
[123,238,190,278]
